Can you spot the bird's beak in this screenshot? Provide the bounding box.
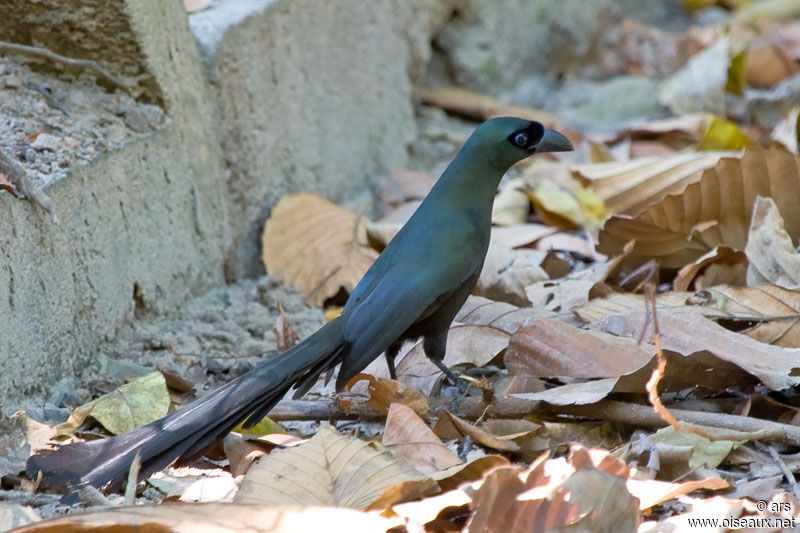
[534,128,573,153]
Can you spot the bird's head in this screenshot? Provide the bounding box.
[467,116,573,171]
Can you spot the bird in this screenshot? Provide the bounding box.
[27,116,572,499]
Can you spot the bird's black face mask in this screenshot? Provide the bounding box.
[507,122,572,154]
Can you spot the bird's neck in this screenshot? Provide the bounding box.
[430,148,508,218]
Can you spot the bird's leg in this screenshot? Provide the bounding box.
[385,342,401,380]
[423,333,468,394]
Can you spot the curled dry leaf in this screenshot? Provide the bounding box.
[223,433,268,477]
[415,86,560,128]
[745,196,800,289]
[234,425,436,510]
[598,149,800,268]
[16,504,403,533]
[573,150,732,216]
[674,246,747,291]
[262,193,378,306]
[434,411,520,453]
[347,374,430,418]
[383,403,461,474]
[521,160,607,230]
[627,477,729,510]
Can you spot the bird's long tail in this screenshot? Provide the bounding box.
[26,318,346,500]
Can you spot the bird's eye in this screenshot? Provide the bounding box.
[513,132,529,147]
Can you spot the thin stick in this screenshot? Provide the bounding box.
[767,445,800,502]
[0,148,57,219]
[0,40,130,93]
[642,281,715,440]
[268,396,800,445]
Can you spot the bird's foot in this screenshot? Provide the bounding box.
[432,359,469,395]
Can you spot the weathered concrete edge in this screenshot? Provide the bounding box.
[0,0,230,407]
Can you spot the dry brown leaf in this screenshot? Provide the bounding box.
[490,223,557,249]
[704,285,800,347]
[415,86,560,128]
[475,242,547,306]
[598,114,707,146]
[382,403,461,474]
[573,291,697,323]
[516,378,621,406]
[235,425,436,510]
[746,196,800,289]
[262,193,378,306]
[598,149,800,268]
[599,311,800,390]
[745,41,798,88]
[674,246,747,290]
[273,300,300,352]
[576,285,800,347]
[346,374,430,418]
[573,150,732,216]
[396,325,510,395]
[433,411,520,453]
[505,318,655,378]
[223,433,268,477]
[455,295,556,333]
[467,447,639,533]
[627,477,729,510]
[390,486,472,526]
[16,503,403,533]
[431,455,511,492]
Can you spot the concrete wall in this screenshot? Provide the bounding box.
[0,0,230,404]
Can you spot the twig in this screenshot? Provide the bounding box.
[767,445,800,502]
[547,400,800,446]
[643,280,715,440]
[0,148,58,220]
[0,489,60,506]
[23,81,69,116]
[270,396,800,445]
[0,40,130,93]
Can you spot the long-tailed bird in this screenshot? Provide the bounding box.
[27,117,572,498]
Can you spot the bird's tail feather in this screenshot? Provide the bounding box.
[27,317,346,500]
